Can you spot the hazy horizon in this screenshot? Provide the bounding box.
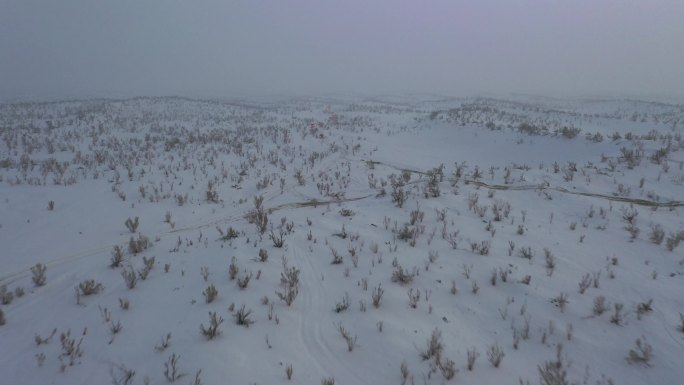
[2,0,683,102]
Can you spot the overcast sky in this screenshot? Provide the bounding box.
[1,0,683,101]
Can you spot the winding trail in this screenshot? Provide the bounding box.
[363,158,684,208]
[0,195,372,285]
[293,243,370,384]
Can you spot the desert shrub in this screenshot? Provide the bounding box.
[119,298,130,310]
[593,296,608,316]
[339,208,355,217]
[110,364,136,385]
[551,293,568,313]
[487,343,505,368]
[203,284,218,303]
[467,347,479,371]
[626,337,653,366]
[391,264,414,285]
[407,288,421,308]
[270,229,286,248]
[128,234,150,255]
[277,259,300,306]
[233,304,254,327]
[237,272,252,289]
[636,299,653,320]
[391,185,406,208]
[0,309,5,325]
[59,330,84,370]
[164,353,185,381]
[649,224,665,245]
[245,195,268,234]
[578,273,591,294]
[334,293,351,313]
[400,362,410,384]
[257,248,268,262]
[78,280,104,296]
[121,267,137,289]
[438,357,457,380]
[330,248,344,264]
[31,263,47,287]
[538,344,569,385]
[372,284,384,308]
[557,126,581,139]
[420,328,443,361]
[335,322,358,352]
[544,249,555,276]
[155,333,172,352]
[124,217,139,233]
[110,245,124,268]
[225,257,239,282]
[518,246,534,260]
[0,285,13,305]
[200,312,223,340]
[219,226,239,241]
[610,303,624,325]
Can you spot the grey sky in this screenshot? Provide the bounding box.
[1,0,683,101]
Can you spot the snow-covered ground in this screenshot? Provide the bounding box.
[1,96,683,385]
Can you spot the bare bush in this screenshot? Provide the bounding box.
[420,328,443,361]
[121,267,137,289]
[610,303,624,325]
[257,248,268,262]
[578,273,591,294]
[155,333,172,352]
[164,353,185,382]
[31,263,47,287]
[467,347,479,370]
[124,217,139,233]
[270,229,286,248]
[626,337,653,366]
[636,299,653,320]
[334,292,351,313]
[335,322,358,352]
[487,343,504,368]
[237,272,252,289]
[78,279,104,296]
[200,312,223,339]
[203,284,218,303]
[649,224,665,245]
[0,285,13,305]
[110,364,136,385]
[233,304,254,327]
[538,344,569,385]
[59,330,84,370]
[391,264,414,285]
[245,195,268,234]
[593,296,608,316]
[439,358,457,380]
[110,245,124,268]
[276,258,300,306]
[372,284,384,308]
[407,288,421,309]
[128,234,150,255]
[552,293,568,312]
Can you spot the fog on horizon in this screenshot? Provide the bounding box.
[1,0,683,102]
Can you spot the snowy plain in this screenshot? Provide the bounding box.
[0,96,683,385]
